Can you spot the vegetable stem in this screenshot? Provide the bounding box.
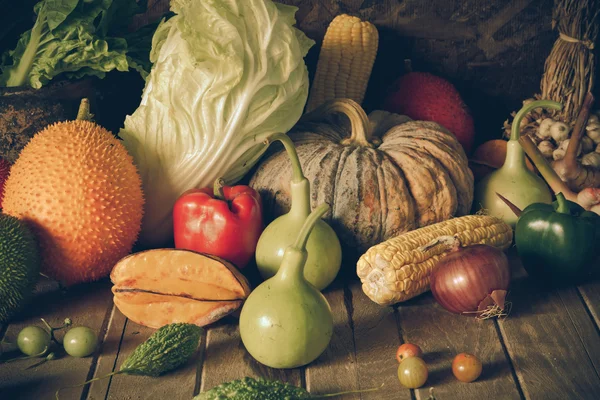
[518,136,578,202]
[55,371,121,400]
[5,11,45,87]
[510,100,562,141]
[293,203,329,250]
[213,178,226,200]
[303,99,378,148]
[316,383,385,398]
[76,99,93,121]
[266,133,305,183]
[555,192,570,214]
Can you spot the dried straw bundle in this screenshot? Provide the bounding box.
[540,0,599,123]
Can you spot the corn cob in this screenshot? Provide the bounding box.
[357,215,513,306]
[306,14,379,112]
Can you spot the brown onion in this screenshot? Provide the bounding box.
[428,236,511,318]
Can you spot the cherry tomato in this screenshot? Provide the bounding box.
[396,343,423,363]
[397,356,428,388]
[63,326,98,358]
[452,353,483,382]
[17,326,50,356]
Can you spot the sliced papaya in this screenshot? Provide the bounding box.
[111,249,251,329]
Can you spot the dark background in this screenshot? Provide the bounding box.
[2,0,597,155]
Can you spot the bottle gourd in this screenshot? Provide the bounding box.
[240,203,334,369]
[473,100,562,227]
[254,133,341,290]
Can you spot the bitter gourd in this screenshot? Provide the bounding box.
[193,377,382,399]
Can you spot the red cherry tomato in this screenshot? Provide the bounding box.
[396,343,423,363]
[452,353,483,382]
[397,357,428,389]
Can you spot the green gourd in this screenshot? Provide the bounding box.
[473,100,562,227]
[240,203,334,369]
[254,133,342,290]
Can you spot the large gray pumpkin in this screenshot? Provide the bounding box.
[250,99,474,256]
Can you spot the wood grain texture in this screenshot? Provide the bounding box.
[199,317,302,393]
[0,280,113,400]
[305,283,360,398]
[395,290,521,399]
[578,281,600,328]
[348,282,409,399]
[497,255,600,400]
[86,306,127,400]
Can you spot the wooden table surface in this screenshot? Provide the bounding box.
[1,249,599,400]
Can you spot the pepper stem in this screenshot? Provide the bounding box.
[555,192,570,214]
[265,133,305,183]
[76,98,93,121]
[293,203,329,251]
[213,178,226,200]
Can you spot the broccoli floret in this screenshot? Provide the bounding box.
[193,377,312,400]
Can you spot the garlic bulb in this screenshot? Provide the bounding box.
[589,114,599,124]
[550,121,570,142]
[538,140,555,157]
[537,118,555,139]
[553,148,566,161]
[582,136,595,153]
[587,122,600,144]
[558,138,582,155]
[582,152,600,168]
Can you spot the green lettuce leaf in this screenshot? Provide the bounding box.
[119,0,314,247]
[0,0,159,88]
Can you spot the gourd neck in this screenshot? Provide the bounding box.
[264,132,312,219]
[267,133,305,183]
[276,204,329,283]
[302,98,380,148]
[289,178,311,218]
[503,99,563,174]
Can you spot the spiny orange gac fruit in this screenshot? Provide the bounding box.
[3,119,144,286]
[383,72,475,154]
[0,158,11,208]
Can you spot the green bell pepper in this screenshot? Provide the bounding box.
[515,192,600,286]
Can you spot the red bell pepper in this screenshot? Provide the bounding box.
[173,180,263,269]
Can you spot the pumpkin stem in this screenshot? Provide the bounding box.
[302,99,379,148]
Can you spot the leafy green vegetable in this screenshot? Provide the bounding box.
[0,0,160,88]
[119,0,315,247]
[55,323,204,399]
[193,377,383,399]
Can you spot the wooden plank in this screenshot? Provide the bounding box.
[199,316,302,393]
[86,306,127,400]
[0,279,113,400]
[578,281,600,327]
[101,318,201,400]
[395,286,521,399]
[349,282,409,399]
[305,283,359,398]
[497,253,600,399]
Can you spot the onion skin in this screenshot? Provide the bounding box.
[429,244,511,316]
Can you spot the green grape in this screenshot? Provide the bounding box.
[63,326,98,358]
[17,326,50,356]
